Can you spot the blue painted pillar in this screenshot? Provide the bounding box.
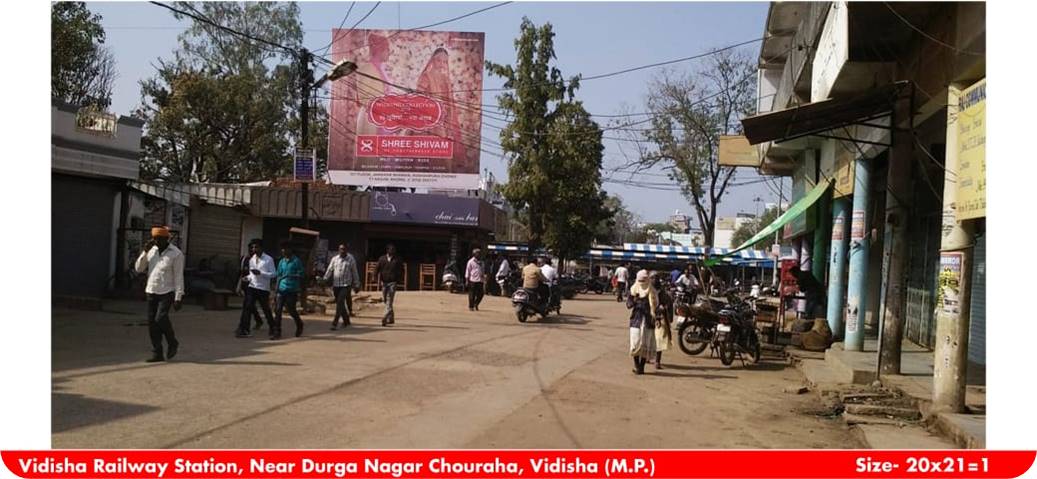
[844,158,873,351]
[826,198,851,339]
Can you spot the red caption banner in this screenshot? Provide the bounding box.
[2,450,1035,479]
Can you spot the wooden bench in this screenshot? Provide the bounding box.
[203,288,235,311]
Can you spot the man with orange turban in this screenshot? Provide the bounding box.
[134,226,184,362]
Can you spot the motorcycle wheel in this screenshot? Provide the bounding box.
[678,322,710,356]
[747,334,762,364]
[718,341,736,366]
[515,305,527,323]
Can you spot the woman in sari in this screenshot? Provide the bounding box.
[627,270,658,375]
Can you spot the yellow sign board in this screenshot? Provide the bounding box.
[719,135,761,167]
[833,141,855,198]
[956,79,985,220]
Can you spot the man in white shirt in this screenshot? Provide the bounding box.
[466,248,485,311]
[324,242,361,329]
[236,239,276,338]
[540,258,558,286]
[135,226,185,363]
[495,257,512,295]
[614,263,630,302]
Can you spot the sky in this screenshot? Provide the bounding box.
[89,1,785,224]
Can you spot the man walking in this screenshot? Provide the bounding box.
[135,226,184,363]
[495,256,512,296]
[236,239,275,338]
[374,243,404,326]
[614,262,630,302]
[324,243,360,330]
[273,241,305,339]
[466,248,485,311]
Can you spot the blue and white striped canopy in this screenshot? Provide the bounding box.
[485,242,773,267]
[622,243,770,260]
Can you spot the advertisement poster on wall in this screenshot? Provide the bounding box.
[328,29,485,189]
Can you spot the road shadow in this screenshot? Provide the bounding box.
[646,371,737,380]
[537,314,590,325]
[52,392,158,433]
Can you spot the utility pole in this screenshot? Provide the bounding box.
[932,84,975,414]
[299,48,313,228]
[772,178,782,288]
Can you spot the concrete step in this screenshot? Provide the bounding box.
[852,424,959,449]
[844,404,921,420]
[842,412,917,427]
[933,413,986,449]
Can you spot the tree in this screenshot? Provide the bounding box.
[52,2,116,109]
[731,206,780,250]
[136,2,323,183]
[616,49,756,246]
[488,18,610,258]
[595,195,641,245]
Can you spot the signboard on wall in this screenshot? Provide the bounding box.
[369,192,480,227]
[328,29,486,189]
[833,142,855,198]
[956,79,986,220]
[293,148,315,183]
[718,135,761,167]
[811,2,849,101]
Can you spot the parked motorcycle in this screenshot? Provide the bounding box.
[442,263,463,294]
[712,292,762,366]
[558,275,582,300]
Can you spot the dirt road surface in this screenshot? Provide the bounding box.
[52,292,861,448]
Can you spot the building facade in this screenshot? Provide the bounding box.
[745,1,985,412]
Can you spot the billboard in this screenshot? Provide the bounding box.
[955,78,985,221]
[369,192,480,227]
[328,29,486,189]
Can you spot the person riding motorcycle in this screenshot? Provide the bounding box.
[521,258,549,306]
[539,257,560,308]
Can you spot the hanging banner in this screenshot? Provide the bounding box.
[328,29,486,189]
[956,78,986,220]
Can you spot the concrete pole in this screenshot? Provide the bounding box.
[879,100,914,375]
[844,156,873,352]
[812,190,831,284]
[826,197,851,339]
[932,85,975,414]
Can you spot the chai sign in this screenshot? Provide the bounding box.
[328,29,485,189]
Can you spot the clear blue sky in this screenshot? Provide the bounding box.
[90,1,783,223]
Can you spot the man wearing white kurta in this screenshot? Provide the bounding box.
[135,226,185,362]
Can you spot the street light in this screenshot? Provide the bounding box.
[299,55,357,227]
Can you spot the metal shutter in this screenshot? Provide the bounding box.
[968,233,986,365]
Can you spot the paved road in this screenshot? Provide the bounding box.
[53,291,861,448]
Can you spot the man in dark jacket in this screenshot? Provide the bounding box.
[374,243,404,326]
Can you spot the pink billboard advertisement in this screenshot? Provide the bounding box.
[328,29,485,188]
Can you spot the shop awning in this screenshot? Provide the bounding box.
[706,179,833,266]
[741,82,908,146]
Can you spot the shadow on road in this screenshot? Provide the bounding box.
[52,392,157,433]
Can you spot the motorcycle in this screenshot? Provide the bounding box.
[712,292,762,366]
[558,275,582,300]
[442,264,464,294]
[583,275,608,294]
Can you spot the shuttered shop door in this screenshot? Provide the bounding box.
[968,233,986,365]
[188,204,243,267]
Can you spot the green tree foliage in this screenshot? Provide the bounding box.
[136,2,326,183]
[730,206,780,250]
[617,50,756,246]
[488,19,610,257]
[52,2,116,109]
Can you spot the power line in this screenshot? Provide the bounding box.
[324,2,513,60]
[883,2,984,56]
[149,1,297,56]
[314,34,763,96]
[310,1,357,57]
